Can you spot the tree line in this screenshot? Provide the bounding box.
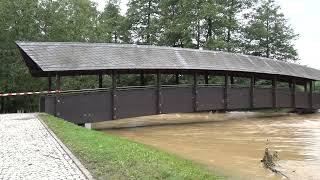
[126,0,298,61]
[0,0,298,58]
[0,0,298,112]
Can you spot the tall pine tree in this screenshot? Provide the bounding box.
[127,0,160,44]
[242,0,298,61]
[201,0,255,52]
[38,0,99,42]
[158,0,193,47]
[202,0,228,51]
[98,0,130,43]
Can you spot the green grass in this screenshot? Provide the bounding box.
[40,114,223,180]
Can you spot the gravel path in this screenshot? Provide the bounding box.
[0,113,88,180]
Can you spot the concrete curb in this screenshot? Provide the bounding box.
[37,114,94,180]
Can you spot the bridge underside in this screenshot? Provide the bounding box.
[40,72,319,124]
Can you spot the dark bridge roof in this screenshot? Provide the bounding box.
[16,41,320,80]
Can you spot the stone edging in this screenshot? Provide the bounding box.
[37,114,94,180]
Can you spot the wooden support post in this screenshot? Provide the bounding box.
[111,70,117,120]
[98,73,103,88]
[272,76,277,109]
[0,96,4,113]
[304,83,308,92]
[156,71,162,114]
[2,97,7,114]
[291,79,296,108]
[205,72,209,85]
[39,96,45,113]
[230,76,235,85]
[193,72,198,112]
[250,74,255,109]
[309,80,313,109]
[55,74,61,90]
[224,72,229,110]
[54,74,61,117]
[175,73,179,85]
[140,72,145,86]
[48,76,52,91]
[111,71,117,120]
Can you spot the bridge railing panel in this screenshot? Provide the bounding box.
[55,91,112,124]
[44,96,56,115]
[312,93,320,109]
[296,92,309,109]
[253,87,273,108]
[115,87,157,119]
[161,86,193,114]
[276,88,292,108]
[228,87,250,110]
[197,86,224,111]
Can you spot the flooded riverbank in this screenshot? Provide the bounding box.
[95,112,320,179]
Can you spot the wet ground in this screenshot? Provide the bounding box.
[95,112,320,179]
[0,114,88,179]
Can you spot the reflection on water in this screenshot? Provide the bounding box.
[97,112,320,179]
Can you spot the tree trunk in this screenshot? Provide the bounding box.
[227,27,231,51]
[114,32,118,43]
[146,0,151,44]
[266,0,270,58]
[226,0,234,52]
[197,21,200,49]
[207,18,213,40]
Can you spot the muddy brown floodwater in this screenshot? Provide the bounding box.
[95,112,320,179]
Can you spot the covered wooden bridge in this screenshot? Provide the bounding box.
[16,42,320,124]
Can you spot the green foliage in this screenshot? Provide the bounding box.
[127,0,160,44]
[0,0,301,112]
[314,81,320,92]
[158,0,193,47]
[242,0,299,61]
[38,0,99,42]
[40,114,223,179]
[98,0,130,43]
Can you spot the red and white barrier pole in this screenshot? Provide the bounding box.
[0,90,60,97]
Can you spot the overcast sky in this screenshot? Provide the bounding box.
[92,0,320,69]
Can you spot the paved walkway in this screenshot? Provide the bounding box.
[0,114,88,180]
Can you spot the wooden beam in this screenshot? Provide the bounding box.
[250,74,255,109]
[48,76,52,91]
[111,71,117,120]
[140,72,145,86]
[304,82,308,92]
[54,74,61,117]
[156,71,162,114]
[230,76,235,85]
[291,79,296,108]
[193,72,198,112]
[55,74,61,90]
[272,75,277,109]
[224,72,229,110]
[205,72,209,84]
[309,80,313,109]
[98,73,103,88]
[0,96,4,113]
[175,73,179,85]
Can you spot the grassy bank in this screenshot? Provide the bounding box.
[40,114,223,180]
